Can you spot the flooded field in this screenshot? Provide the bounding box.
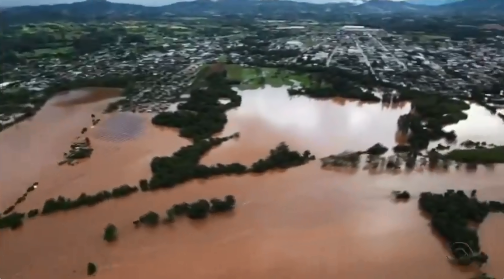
[1,86,504,279]
[443,103,504,145]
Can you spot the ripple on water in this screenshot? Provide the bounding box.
[92,113,145,142]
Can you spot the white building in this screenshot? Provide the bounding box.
[285,40,304,48]
[340,25,385,35]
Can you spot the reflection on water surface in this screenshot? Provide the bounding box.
[444,104,504,145]
[214,86,410,158]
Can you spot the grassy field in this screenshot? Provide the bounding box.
[189,64,314,91]
[18,47,74,58]
[225,64,313,90]
[445,146,504,164]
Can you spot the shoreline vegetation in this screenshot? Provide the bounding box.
[0,69,316,231]
[1,63,504,279]
[388,188,504,276]
[2,62,504,163]
[1,63,503,230]
[151,70,241,141]
[0,137,314,230]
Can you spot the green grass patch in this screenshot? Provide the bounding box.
[18,47,74,58]
[217,54,228,63]
[224,65,314,90]
[190,64,316,91]
[445,146,504,164]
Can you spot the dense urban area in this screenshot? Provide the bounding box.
[1,13,504,123]
[1,2,504,279]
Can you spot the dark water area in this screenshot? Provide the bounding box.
[1,86,504,279]
[92,113,146,143]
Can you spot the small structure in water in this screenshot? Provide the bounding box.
[321,151,361,168]
[321,145,459,173]
[58,138,94,166]
[446,242,489,267]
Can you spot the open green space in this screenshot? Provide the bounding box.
[224,64,313,90]
[445,146,504,164]
[18,47,74,58]
[190,64,314,91]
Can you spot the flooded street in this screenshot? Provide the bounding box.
[1,87,504,279]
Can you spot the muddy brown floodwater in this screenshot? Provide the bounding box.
[1,86,504,279]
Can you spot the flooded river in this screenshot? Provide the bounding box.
[0,86,504,279]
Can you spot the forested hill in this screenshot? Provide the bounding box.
[1,0,503,25]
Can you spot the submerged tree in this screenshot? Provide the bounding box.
[166,209,175,223]
[138,211,160,226]
[392,190,410,201]
[87,262,97,276]
[103,224,118,242]
[187,200,211,219]
[446,242,488,267]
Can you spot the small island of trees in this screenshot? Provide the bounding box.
[0,137,313,230]
[87,262,97,276]
[151,72,241,141]
[148,139,314,191]
[103,224,118,242]
[397,95,468,151]
[392,190,410,201]
[134,195,236,227]
[419,190,504,267]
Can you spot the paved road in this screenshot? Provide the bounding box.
[351,35,376,76]
[326,46,338,67]
[367,33,407,70]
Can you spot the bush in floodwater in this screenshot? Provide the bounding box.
[110,184,139,198]
[27,182,38,192]
[41,185,138,215]
[0,212,25,229]
[27,209,39,218]
[210,195,236,213]
[3,205,15,215]
[225,195,236,207]
[392,191,410,201]
[87,262,97,276]
[103,224,118,242]
[166,208,175,223]
[249,142,315,173]
[138,211,160,226]
[15,195,27,205]
[187,199,211,219]
[139,179,149,192]
[172,202,189,215]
